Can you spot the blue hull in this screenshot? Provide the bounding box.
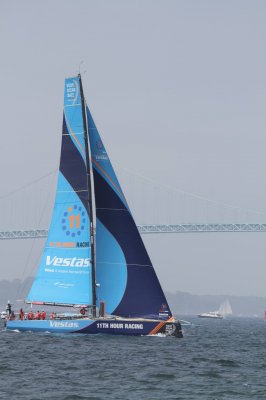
[6,318,182,337]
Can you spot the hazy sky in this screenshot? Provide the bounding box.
[1,0,266,297]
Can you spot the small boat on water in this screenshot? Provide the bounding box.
[198,299,232,319]
[198,311,223,319]
[6,75,182,337]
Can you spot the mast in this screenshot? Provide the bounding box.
[79,74,97,317]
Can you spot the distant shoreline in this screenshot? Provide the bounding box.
[166,291,266,317]
[0,278,265,317]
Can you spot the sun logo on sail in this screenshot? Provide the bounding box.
[61,205,86,237]
[159,303,169,315]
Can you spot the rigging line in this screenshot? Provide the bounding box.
[58,189,87,193]
[62,132,84,136]
[115,164,266,217]
[96,261,153,267]
[0,170,57,200]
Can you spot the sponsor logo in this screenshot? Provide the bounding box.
[95,154,108,161]
[50,242,76,248]
[159,305,169,318]
[54,282,74,288]
[49,242,89,248]
[46,256,90,267]
[96,322,143,330]
[95,140,108,161]
[96,140,105,151]
[61,205,87,238]
[66,81,79,103]
[50,321,79,328]
[159,303,169,314]
[66,83,76,98]
[77,242,89,248]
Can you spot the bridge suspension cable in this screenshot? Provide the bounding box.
[1,169,266,236]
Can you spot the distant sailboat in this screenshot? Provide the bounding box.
[6,75,183,337]
[218,299,232,316]
[198,299,233,319]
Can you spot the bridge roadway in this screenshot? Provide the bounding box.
[1,224,266,239]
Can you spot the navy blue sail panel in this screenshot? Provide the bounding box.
[27,77,93,306]
[87,106,172,320]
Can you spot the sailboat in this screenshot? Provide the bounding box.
[198,299,233,319]
[6,75,182,337]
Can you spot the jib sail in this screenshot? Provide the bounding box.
[87,105,172,320]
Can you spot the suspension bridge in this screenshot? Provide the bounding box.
[1,168,266,239]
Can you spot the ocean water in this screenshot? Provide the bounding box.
[0,316,266,400]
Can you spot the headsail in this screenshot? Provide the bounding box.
[87,106,172,320]
[27,77,93,306]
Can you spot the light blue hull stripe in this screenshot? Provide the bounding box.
[6,319,94,333]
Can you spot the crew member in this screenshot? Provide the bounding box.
[6,301,12,316]
[35,310,41,320]
[80,307,86,316]
[28,310,34,320]
[10,311,15,320]
[19,308,24,320]
[41,310,46,320]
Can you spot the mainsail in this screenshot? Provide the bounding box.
[27,77,93,306]
[87,106,172,320]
